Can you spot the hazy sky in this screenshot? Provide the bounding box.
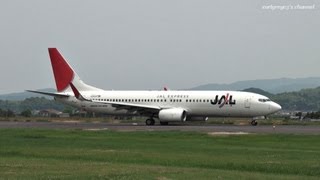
[0,0,319,94]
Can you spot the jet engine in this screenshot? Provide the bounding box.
[158,108,187,122]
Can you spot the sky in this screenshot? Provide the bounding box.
[0,0,319,94]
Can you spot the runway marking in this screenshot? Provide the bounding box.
[84,128,108,131]
[208,132,251,136]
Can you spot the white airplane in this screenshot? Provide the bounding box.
[28,48,281,126]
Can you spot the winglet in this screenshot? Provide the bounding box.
[70,83,90,101]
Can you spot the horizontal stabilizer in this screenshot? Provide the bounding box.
[26,90,70,98]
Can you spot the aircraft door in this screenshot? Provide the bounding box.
[244,97,251,108]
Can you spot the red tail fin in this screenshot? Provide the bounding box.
[48,48,74,92]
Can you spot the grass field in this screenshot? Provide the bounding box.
[0,129,320,179]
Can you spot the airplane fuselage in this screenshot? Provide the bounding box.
[29,48,282,125]
[57,90,280,118]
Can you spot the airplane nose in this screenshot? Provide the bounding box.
[271,102,282,113]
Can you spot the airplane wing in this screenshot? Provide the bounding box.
[26,90,70,98]
[69,83,161,115]
[93,100,161,115]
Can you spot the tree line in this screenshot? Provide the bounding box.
[0,97,65,115]
[0,87,320,117]
[244,87,320,111]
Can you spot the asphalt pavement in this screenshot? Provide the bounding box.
[0,121,319,134]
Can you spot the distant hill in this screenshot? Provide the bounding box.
[2,77,320,100]
[189,77,320,94]
[240,87,320,111]
[0,88,56,101]
[241,88,274,97]
[273,87,320,111]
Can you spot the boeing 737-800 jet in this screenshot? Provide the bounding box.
[28,48,281,126]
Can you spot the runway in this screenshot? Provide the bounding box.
[0,121,320,134]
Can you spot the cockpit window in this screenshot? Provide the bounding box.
[258,98,271,102]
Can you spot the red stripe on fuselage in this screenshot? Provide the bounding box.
[48,48,74,92]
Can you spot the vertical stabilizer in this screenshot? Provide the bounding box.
[48,48,102,92]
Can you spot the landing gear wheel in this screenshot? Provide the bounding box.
[146,119,155,126]
[160,121,169,125]
[251,120,258,126]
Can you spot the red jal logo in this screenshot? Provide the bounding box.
[211,93,236,108]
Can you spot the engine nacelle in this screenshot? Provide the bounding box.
[186,116,209,121]
[159,108,187,122]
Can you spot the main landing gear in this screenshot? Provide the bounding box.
[145,118,169,126]
[145,118,155,126]
[251,120,258,126]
